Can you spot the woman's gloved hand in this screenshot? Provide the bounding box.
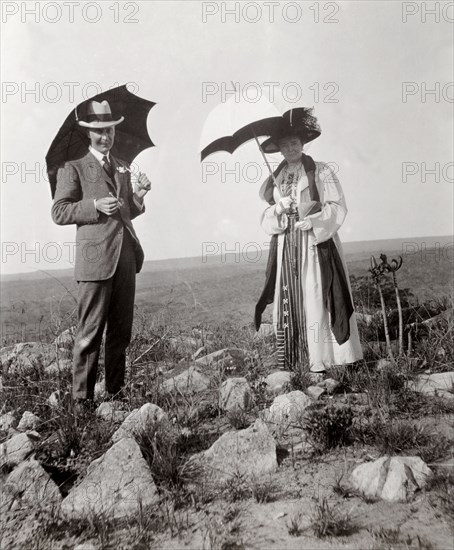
[295,218,313,231]
[276,196,293,215]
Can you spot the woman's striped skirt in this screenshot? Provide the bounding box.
[276,213,308,370]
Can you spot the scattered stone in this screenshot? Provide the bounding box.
[17,411,41,432]
[53,326,76,348]
[0,432,35,469]
[409,308,453,329]
[356,312,374,326]
[111,403,168,443]
[376,358,394,371]
[219,377,252,412]
[44,357,73,375]
[265,371,291,396]
[255,323,275,338]
[0,342,57,375]
[190,419,277,484]
[308,372,325,385]
[0,412,16,432]
[274,512,287,519]
[318,378,341,394]
[61,437,159,519]
[195,348,248,368]
[349,392,369,405]
[192,346,206,360]
[96,402,129,423]
[306,386,326,400]
[366,340,399,358]
[3,458,62,510]
[409,372,454,399]
[265,391,312,426]
[47,390,71,408]
[162,366,210,394]
[350,456,431,502]
[168,335,199,353]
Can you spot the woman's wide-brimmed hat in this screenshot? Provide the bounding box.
[261,107,321,154]
[77,100,124,128]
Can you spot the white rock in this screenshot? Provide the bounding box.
[162,366,210,394]
[0,342,56,375]
[409,372,454,398]
[266,391,312,426]
[265,371,291,396]
[219,377,252,412]
[318,378,341,394]
[356,312,374,326]
[44,357,73,375]
[195,348,247,367]
[190,419,277,484]
[111,403,168,443]
[255,323,275,338]
[0,432,35,469]
[3,458,61,509]
[306,386,326,400]
[53,326,76,348]
[17,411,41,432]
[376,358,393,371]
[61,437,159,519]
[192,346,206,360]
[47,390,71,408]
[350,456,431,502]
[96,402,129,423]
[0,412,16,431]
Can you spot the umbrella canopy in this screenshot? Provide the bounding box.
[46,85,156,198]
[200,96,282,161]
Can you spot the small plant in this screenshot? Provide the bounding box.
[202,506,244,550]
[222,472,250,503]
[304,403,353,454]
[380,254,404,355]
[135,422,200,503]
[427,468,454,520]
[369,255,394,360]
[226,408,250,430]
[286,510,306,537]
[289,368,312,393]
[358,417,451,463]
[310,496,358,538]
[332,471,360,500]
[250,476,276,503]
[369,525,401,545]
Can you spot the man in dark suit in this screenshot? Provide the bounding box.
[52,100,151,406]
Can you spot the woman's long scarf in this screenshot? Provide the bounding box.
[255,154,354,346]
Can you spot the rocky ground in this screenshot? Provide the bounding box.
[1,311,453,550]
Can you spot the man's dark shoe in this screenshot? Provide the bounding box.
[104,389,127,403]
[73,398,95,415]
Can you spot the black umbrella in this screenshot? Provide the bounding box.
[200,116,282,161]
[45,84,156,198]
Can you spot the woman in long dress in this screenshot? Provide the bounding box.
[256,108,363,373]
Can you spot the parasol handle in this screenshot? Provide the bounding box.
[251,128,282,200]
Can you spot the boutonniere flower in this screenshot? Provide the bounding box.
[117,166,127,174]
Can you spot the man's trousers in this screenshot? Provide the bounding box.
[72,229,136,399]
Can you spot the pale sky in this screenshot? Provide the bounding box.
[1,0,453,275]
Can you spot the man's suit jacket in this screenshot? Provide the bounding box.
[51,151,145,281]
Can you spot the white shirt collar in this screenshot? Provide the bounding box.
[89,146,110,164]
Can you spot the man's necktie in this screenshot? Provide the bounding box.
[102,155,114,180]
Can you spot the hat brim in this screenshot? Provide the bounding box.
[261,129,321,154]
[78,116,124,129]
